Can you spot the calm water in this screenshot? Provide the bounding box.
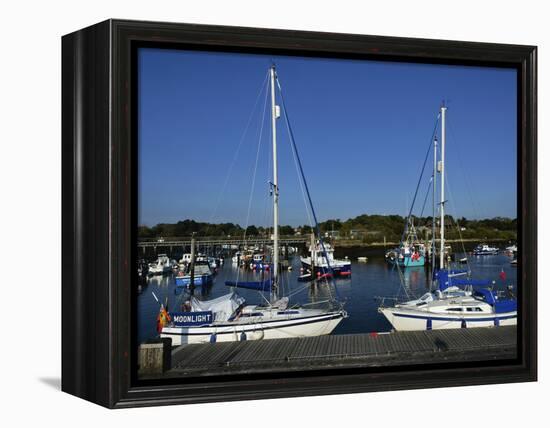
[136,252,517,344]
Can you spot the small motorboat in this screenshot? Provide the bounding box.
[473,244,499,255]
[148,254,174,275]
[505,244,518,254]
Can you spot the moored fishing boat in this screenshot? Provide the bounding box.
[386,220,427,267]
[385,243,427,267]
[175,260,214,287]
[301,242,351,277]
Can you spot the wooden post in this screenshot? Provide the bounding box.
[138,338,172,376]
[190,235,196,288]
[310,232,316,276]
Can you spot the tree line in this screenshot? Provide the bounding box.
[138,215,517,243]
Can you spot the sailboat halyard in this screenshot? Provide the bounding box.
[379,104,517,331]
[160,65,346,346]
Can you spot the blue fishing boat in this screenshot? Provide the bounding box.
[175,261,213,287]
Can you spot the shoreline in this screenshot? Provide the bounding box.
[334,237,515,248]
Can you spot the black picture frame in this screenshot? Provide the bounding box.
[62,19,537,408]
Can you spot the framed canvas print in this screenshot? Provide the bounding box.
[62,19,537,408]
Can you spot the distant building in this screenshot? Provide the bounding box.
[324,230,341,239]
[350,229,367,239]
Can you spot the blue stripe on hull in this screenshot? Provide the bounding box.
[175,275,212,287]
[393,312,516,322]
[164,312,345,335]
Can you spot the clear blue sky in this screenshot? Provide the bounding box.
[138,48,517,227]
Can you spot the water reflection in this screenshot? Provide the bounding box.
[136,252,517,343]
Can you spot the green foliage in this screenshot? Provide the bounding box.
[279,225,295,236]
[138,215,517,241]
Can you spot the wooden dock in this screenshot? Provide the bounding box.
[149,326,516,379]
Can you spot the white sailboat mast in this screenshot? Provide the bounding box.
[439,105,447,269]
[432,134,437,270]
[270,66,280,299]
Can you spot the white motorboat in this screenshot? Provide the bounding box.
[160,65,346,345]
[148,254,174,275]
[473,243,499,255]
[505,244,517,253]
[301,242,351,277]
[178,253,192,269]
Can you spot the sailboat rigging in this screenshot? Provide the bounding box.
[160,65,347,345]
[379,104,517,331]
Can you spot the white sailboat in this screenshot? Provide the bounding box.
[379,105,517,331]
[160,66,346,345]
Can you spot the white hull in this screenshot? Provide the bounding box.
[161,311,344,346]
[379,307,517,331]
[148,266,172,275]
[301,257,350,269]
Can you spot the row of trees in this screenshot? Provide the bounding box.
[138,219,297,240]
[138,215,517,242]
[318,215,517,243]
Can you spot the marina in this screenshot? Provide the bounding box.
[135,53,520,379]
[137,248,517,344]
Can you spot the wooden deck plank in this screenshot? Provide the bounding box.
[156,326,517,379]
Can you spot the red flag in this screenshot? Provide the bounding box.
[156,304,171,333]
[499,269,507,281]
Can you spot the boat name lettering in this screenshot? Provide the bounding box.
[172,311,213,326]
